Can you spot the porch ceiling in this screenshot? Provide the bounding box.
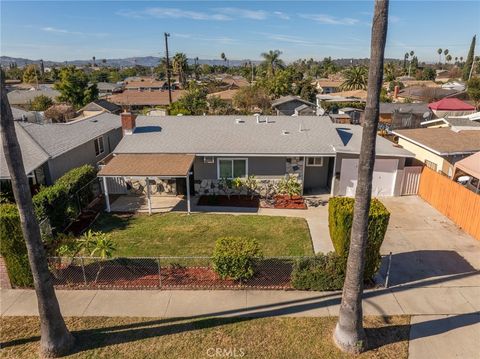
[98,154,195,177]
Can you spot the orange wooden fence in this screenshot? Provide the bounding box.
[418,167,480,240]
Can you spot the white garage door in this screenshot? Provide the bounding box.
[339,158,398,197]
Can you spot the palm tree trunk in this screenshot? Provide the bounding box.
[333,0,389,354]
[0,74,74,357]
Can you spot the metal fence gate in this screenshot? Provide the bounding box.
[401,166,422,195]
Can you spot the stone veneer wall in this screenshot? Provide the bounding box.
[195,157,304,197]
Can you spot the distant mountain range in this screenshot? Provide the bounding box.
[1,55,408,68]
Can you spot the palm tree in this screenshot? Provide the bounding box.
[172,52,188,87]
[446,54,452,64]
[0,72,74,357]
[341,66,368,90]
[460,56,464,63]
[403,52,409,69]
[437,48,443,64]
[260,49,285,77]
[444,49,449,64]
[333,0,389,354]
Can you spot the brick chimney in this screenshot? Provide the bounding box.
[393,85,400,99]
[121,111,136,135]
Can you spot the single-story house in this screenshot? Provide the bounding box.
[428,98,476,118]
[316,93,366,116]
[96,82,124,97]
[7,87,60,107]
[0,111,123,186]
[207,89,239,103]
[124,79,177,91]
[421,117,480,130]
[271,96,316,116]
[396,86,459,102]
[80,99,122,116]
[108,90,185,109]
[315,79,343,94]
[98,113,414,212]
[379,102,432,130]
[393,127,480,177]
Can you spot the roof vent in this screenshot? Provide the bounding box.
[282,130,290,135]
[265,116,269,124]
[254,113,261,123]
[235,118,245,124]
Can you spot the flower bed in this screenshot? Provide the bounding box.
[274,195,307,209]
[197,195,259,208]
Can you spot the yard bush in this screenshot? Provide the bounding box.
[0,204,33,287]
[33,165,97,232]
[291,253,346,291]
[212,236,262,281]
[328,197,390,280]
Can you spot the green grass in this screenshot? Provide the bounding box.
[91,213,313,257]
[0,316,410,359]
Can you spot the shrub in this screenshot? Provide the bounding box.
[33,165,97,232]
[291,253,346,291]
[0,204,33,287]
[212,237,262,281]
[328,197,390,280]
[277,175,302,197]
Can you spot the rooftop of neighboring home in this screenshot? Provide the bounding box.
[217,75,250,88]
[108,90,185,106]
[80,99,122,114]
[421,116,480,130]
[320,89,368,100]
[96,82,124,92]
[6,87,60,105]
[124,78,167,90]
[113,115,412,158]
[315,79,343,88]
[380,102,431,115]
[206,89,239,101]
[428,98,475,111]
[393,127,480,155]
[271,95,315,108]
[397,86,459,101]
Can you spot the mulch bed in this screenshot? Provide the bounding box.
[273,195,307,209]
[197,195,260,208]
[51,261,293,290]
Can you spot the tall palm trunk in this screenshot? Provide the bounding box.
[333,0,389,354]
[0,74,74,357]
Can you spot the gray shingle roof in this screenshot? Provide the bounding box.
[333,124,414,157]
[271,95,315,108]
[445,117,480,127]
[7,88,60,105]
[379,102,430,115]
[1,123,49,178]
[81,100,121,113]
[113,115,413,158]
[18,112,121,158]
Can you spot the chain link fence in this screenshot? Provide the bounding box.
[47,256,304,290]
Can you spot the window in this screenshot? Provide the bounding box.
[217,158,247,179]
[94,136,105,157]
[306,157,324,167]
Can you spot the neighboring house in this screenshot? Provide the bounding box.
[271,96,316,116]
[11,106,43,123]
[207,89,239,104]
[96,82,124,97]
[315,79,343,94]
[421,117,480,130]
[453,152,480,194]
[124,78,177,91]
[80,99,122,116]
[108,90,185,109]
[7,87,60,107]
[428,98,476,118]
[0,112,122,186]
[396,86,459,102]
[441,81,466,92]
[316,93,366,116]
[216,75,250,89]
[379,102,432,130]
[393,127,480,178]
[98,113,413,209]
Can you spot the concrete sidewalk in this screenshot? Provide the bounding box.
[2,284,478,318]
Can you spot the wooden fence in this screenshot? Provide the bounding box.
[418,167,480,240]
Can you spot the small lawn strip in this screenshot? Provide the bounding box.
[0,316,410,359]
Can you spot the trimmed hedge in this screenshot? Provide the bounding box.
[328,197,390,280]
[0,204,33,287]
[212,237,262,281]
[33,165,97,232]
[291,253,346,291]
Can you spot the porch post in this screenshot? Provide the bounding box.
[102,176,111,212]
[186,174,191,214]
[146,177,152,215]
[330,155,337,197]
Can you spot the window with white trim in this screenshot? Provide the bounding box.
[306,157,324,167]
[94,136,105,157]
[217,158,247,179]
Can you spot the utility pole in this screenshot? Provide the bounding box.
[164,32,172,105]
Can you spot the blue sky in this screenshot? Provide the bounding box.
[1,1,479,62]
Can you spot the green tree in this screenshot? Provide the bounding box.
[261,69,293,97]
[30,95,53,111]
[54,66,98,108]
[260,50,285,77]
[172,53,189,87]
[341,66,368,90]
[463,35,476,81]
[334,0,389,353]
[169,81,207,115]
[467,77,480,109]
[207,96,233,115]
[232,86,271,114]
[22,64,40,84]
[420,67,436,81]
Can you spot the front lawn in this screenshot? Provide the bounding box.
[0,316,410,359]
[91,213,313,257]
